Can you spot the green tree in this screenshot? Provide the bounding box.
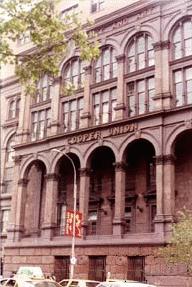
[159,210,192,272]
[0,0,99,94]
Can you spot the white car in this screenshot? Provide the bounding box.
[59,279,100,287]
[96,280,157,287]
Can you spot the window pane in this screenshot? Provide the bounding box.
[187,79,192,104]
[95,67,101,82]
[103,65,110,80]
[174,42,182,59]
[147,36,153,50]
[137,36,145,53]
[174,70,182,83]
[103,49,110,65]
[102,91,109,102]
[184,38,192,56]
[94,105,100,125]
[129,94,136,117]
[128,56,136,72]
[148,77,155,112]
[186,67,192,80]
[138,80,145,92]
[175,83,183,106]
[71,111,76,130]
[39,121,45,139]
[102,102,109,123]
[138,53,145,69]
[173,27,181,43]
[138,92,145,114]
[112,62,117,77]
[183,21,192,39]
[148,50,154,66]
[111,99,116,121]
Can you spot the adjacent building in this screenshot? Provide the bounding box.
[1,0,192,286]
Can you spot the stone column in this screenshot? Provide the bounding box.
[41,173,58,240]
[50,77,61,135]
[16,89,31,144]
[114,55,126,121]
[81,65,92,128]
[154,155,165,234]
[113,162,126,237]
[7,156,26,242]
[163,155,175,225]
[79,168,90,238]
[153,41,171,111]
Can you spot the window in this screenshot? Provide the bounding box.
[127,77,155,116]
[172,20,192,60]
[88,210,97,235]
[8,98,20,119]
[35,75,52,103]
[54,256,70,282]
[6,137,15,164]
[89,256,106,281]
[93,88,117,125]
[63,58,85,90]
[31,108,51,141]
[62,97,83,132]
[60,4,78,23]
[174,66,192,106]
[1,209,10,234]
[124,206,132,233]
[91,0,105,13]
[93,46,117,83]
[18,30,30,45]
[127,256,145,282]
[3,135,15,194]
[126,33,154,73]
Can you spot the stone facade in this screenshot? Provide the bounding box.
[1,0,192,286]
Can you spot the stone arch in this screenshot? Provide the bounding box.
[163,13,192,41]
[20,154,50,179]
[165,123,188,155]
[84,140,118,168]
[119,131,160,161]
[58,48,80,76]
[2,129,16,149]
[103,38,120,54]
[51,146,83,174]
[121,25,158,53]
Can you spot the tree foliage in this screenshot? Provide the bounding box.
[159,210,192,271]
[0,0,99,94]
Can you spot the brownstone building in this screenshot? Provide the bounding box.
[1,0,192,286]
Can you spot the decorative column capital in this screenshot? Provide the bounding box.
[45,173,58,181]
[155,154,175,165]
[79,168,91,177]
[18,178,29,186]
[83,65,92,75]
[153,40,170,51]
[13,155,22,165]
[116,54,126,63]
[114,161,126,171]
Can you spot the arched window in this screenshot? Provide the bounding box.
[3,135,15,194]
[36,75,52,103]
[63,57,85,90]
[8,98,20,119]
[93,46,117,83]
[126,33,154,73]
[172,19,192,60]
[6,136,15,163]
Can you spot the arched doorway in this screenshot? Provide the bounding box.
[124,139,156,233]
[174,130,192,214]
[87,146,115,236]
[54,153,80,236]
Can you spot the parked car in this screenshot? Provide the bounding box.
[0,275,62,287]
[96,280,157,287]
[59,279,100,287]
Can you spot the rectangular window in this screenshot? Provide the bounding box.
[91,0,105,13]
[54,256,70,282]
[174,67,192,107]
[63,98,83,132]
[1,209,10,234]
[60,4,78,23]
[93,88,117,125]
[31,108,51,141]
[89,256,106,281]
[127,256,145,282]
[127,77,154,116]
